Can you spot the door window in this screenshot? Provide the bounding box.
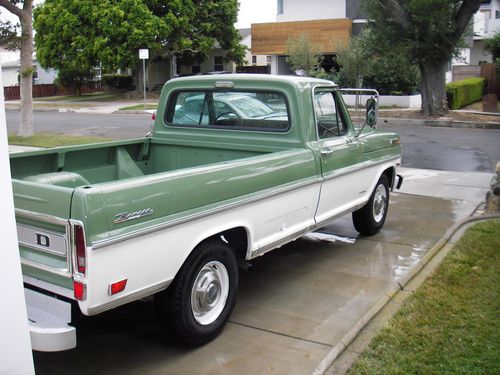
[314,90,348,139]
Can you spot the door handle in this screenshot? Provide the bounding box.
[321,147,334,156]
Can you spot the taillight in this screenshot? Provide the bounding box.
[74,224,86,275]
[73,281,85,301]
[152,111,156,121]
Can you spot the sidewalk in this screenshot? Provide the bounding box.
[5,98,157,115]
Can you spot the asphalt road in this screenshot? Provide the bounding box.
[6,110,500,172]
[6,110,153,140]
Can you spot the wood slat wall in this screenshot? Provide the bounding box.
[251,19,352,55]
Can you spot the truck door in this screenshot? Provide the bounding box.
[313,88,364,225]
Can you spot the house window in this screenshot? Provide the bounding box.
[192,64,201,74]
[496,10,500,19]
[214,56,224,71]
[277,0,283,15]
[252,56,257,66]
[266,56,272,65]
[32,65,38,80]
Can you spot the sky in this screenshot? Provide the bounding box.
[0,1,276,28]
[236,0,276,29]
[0,0,275,62]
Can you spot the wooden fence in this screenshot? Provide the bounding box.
[3,83,102,101]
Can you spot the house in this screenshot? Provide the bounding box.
[137,44,239,92]
[1,49,57,87]
[471,0,500,64]
[240,28,271,68]
[251,0,366,75]
[447,0,500,82]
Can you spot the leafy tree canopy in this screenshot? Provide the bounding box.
[34,0,245,74]
[362,0,482,115]
[286,33,323,76]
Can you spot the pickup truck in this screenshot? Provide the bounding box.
[10,74,402,350]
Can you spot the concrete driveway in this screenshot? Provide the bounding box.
[33,168,492,375]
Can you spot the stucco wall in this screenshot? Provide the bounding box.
[276,0,346,22]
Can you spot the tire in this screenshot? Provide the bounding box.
[155,238,238,346]
[352,174,390,235]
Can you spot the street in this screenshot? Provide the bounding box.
[6,110,500,172]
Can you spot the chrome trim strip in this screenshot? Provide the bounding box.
[322,156,400,181]
[15,208,68,226]
[21,258,72,279]
[250,226,315,259]
[86,280,172,315]
[92,177,322,249]
[23,275,74,300]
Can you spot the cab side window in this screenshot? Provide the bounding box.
[314,91,348,139]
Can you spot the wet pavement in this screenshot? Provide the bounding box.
[32,168,491,375]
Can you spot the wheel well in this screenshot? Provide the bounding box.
[201,227,249,262]
[383,167,395,189]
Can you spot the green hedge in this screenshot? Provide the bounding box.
[446,77,485,110]
[102,74,133,90]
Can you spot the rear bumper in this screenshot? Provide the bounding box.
[25,288,76,351]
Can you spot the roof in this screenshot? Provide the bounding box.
[167,73,337,89]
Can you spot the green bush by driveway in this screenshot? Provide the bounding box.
[446,77,485,110]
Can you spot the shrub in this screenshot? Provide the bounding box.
[446,77,485,110]
[102,74,133,90]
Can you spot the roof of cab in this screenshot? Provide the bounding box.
[165,73,337,89]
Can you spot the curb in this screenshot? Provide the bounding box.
[381,117,500,129]
[6,107,78,113]
[313,212,500,375]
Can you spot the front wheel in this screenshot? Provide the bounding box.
[352,174,390,235]
[155,239,238,346]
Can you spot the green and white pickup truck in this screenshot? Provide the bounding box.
[11,74,402,350]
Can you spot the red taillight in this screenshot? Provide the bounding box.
[75,224,86,275]
[74,281,85,301]
[152,112,156,121]
[109,279,128,295]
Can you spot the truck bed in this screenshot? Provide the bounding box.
[10,138,266,187]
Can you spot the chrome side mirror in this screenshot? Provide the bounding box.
[366,98,377,128]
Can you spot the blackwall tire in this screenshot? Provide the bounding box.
[155,238,238,346]
[352,174,390,235]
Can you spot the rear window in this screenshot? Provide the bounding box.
[165,91,290,132]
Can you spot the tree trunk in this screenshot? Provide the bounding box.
[17,0,34,137]
[419,60,448,117]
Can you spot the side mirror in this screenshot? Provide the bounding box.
[366,98,377,127]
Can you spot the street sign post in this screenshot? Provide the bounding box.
[139,49,149,109]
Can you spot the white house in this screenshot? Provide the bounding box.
[1,49,57,87]
[251,0,365,75]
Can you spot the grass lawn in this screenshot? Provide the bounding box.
[9,133,111,148]
[349,220,500,375]
[35,92,124,102]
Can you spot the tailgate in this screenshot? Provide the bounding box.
[13,180,76,293]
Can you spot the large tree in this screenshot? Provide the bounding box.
[364,0,483,116]
[34,0,245,85]
[0,0,34,136]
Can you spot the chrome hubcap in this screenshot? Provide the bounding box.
[191,261,229,325]
[373,184,387,223]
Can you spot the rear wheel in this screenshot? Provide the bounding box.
[352,174,390,235]
[155,238,238,346]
